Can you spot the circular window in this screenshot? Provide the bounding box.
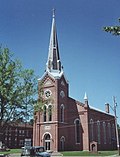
[45,90,51,98]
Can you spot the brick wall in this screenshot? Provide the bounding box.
[33,73,117,152]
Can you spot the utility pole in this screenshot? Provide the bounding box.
[113,96,120,155]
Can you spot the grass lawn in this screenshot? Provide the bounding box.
[0,149,21,155]
[61,150,118,156]
[0,149,118,156]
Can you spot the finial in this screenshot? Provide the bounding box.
[52,8,55,18]
[84,92,88,101]
[84,92,89,107]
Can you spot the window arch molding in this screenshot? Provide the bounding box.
[42,103,52,109]
[42,132,52,140]
[74,118,80,124]
[60,90,65,98]
[42,104,48,109]
[60,136,65,142]
[60,104,65,109]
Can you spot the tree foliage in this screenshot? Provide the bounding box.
[103,18,120,35]
[19,69,37,122]
[0,47,37,133]
[34,82,44,114]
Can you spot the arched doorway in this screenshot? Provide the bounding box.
[44,134,51,151]
[90,141,98,153]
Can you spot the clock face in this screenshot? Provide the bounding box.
[45,90,51,98]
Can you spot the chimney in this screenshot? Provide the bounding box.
[105,103,110,113]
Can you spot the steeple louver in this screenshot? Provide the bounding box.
[46,9,62,73]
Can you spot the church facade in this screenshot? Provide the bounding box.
[33,11,117,152]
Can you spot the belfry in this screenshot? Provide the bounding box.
[33,10,117,152]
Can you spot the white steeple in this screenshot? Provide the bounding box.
[84,92,88,101]
[46,9,62,73]
[84,92,89,106]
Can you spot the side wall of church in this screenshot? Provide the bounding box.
[58,97,86,151]
[88,108,117,151]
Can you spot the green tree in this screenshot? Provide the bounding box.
[0,47,37,141]
[103,18,120,35]
[19,69,37,122]
[34,82,44,114]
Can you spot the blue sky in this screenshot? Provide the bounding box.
[0,0,120,124]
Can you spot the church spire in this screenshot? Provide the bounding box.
[46,9,62,73]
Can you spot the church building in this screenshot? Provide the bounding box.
[33,11,117,152]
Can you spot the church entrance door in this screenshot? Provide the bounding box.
[44,134,51,151]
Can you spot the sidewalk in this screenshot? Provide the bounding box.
[9,154,20,157]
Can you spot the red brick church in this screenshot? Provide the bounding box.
[33,11,117,152]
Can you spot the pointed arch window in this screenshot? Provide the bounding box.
[90,119,94,141]
[60,104,64,122]
[97,120,101,144]
[103,122,106,144]
[74,119,80,144]
[108,123,111,144]
[48,105,52,121]
[60,136,65,151]
[43,105,47,122]
[112,123,115,140]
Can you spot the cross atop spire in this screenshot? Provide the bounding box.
[46,9,63,74]
[52,8,55,18]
